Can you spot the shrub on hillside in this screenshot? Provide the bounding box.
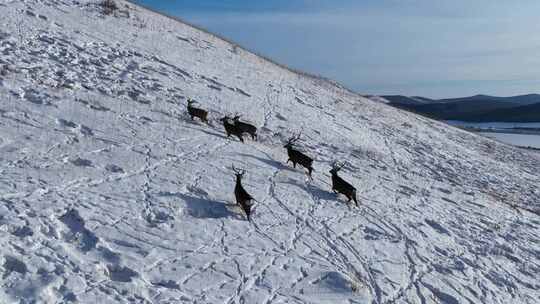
[99,0,118,16]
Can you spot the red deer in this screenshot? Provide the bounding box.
[330,162,358,206]
[233,114,257,140]
[232,165,254,221]
[187,99,208,123]
[283,133,313,177]
[220,116,244,142]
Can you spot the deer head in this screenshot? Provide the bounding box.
[232,113,242,121]
[330,161,345,175]
[220,115,232,123]
[284,132,302,148]
[232,164,246,179]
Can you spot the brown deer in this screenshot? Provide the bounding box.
[187,99,208,123]
[329,162,358,206]
[283,133,313,177]
[233,114,257,140]
[220,116,244,142]
[232,165,254,221]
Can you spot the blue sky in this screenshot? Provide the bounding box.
[134,1,540,98]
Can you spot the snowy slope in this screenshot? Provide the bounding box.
[365,95,392,104]
[1,1,540,303]
[367,96,433,106]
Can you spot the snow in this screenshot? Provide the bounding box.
[364,95,391,104]
[1,0,539,303]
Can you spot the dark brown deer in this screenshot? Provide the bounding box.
[232,165,254,221]
[329,162,358,206]
[233,114,257,140]
[187,99,208,123]
[220,116,244,142]
[283,133,313,177]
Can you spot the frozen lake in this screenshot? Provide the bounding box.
[478,132,540,149]
[446,120,540,148]
[446,121,540,130]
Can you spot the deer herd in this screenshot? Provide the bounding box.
[186,98,358,221]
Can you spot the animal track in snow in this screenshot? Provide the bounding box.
[11,225,33,238]
[20,87,53,105]
[2,256,27,279]
[106,264,139,283]
[105,164,124,173]
[66,157,93,167]
[97,246,121,264]
[152,280,181,289]
[56,118,94,137]
[59,209,98,252]
[56,118,77,128]
[424,219,451,236]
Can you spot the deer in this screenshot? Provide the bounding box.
[233,114,257,140]
[232,165,254,221]
[329,162,358,207]
[283,133,313,177]
[186,99,208,123]
[220,115,244,142]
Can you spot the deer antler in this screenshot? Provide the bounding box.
[287,132,302,144]
[332,161,345,171]
[232,164,245,175]
[295,131,303,141]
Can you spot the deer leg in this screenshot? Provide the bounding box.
[242,203,251,221]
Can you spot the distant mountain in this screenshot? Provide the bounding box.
[438,94,540,106]
[393,100,517,120]
[371,94,540,122]
[459,102,540,122]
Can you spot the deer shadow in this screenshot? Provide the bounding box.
[281,178,337,202]
[199,128,230,140]
[180,123,230,140]
[309,185,341,202]
[173,193,240,219]
[237,153,295,172]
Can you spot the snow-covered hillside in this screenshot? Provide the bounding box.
[1,1,539,303]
